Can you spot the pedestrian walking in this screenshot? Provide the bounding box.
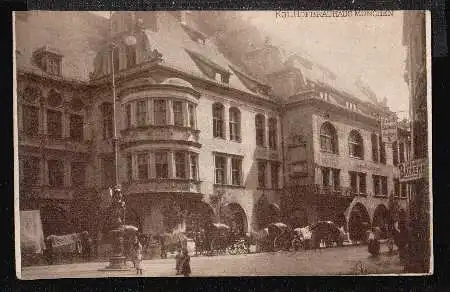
[132,235,143,275]
[180,247,191,277]
[175,246,183,275]
[367,227,380,256]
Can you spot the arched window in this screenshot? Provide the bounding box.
[212,103,224,138]
[101,102,113,139]
[229,107,241,141]
[22,86,41,103]
[268,118,277,150]
[255,114,265,147]
[320,122,338,153]
[348,130,364,159]
[47,89,62,107]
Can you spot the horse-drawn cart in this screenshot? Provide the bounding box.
[203,223,249,256]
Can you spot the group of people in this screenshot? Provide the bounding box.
[129,235,191,277]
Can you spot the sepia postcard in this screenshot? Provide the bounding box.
[13,10,432,279]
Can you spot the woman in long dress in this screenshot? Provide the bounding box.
[133,235,143,275]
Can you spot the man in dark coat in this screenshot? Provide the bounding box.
[180,248,191,277]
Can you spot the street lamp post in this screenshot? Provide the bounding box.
[101,11,137,271]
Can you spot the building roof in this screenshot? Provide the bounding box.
[15,11,108,82]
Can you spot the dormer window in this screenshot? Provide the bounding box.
[33,46,62,75]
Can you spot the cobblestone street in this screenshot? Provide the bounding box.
[20,243,404,279]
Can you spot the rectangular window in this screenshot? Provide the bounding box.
[379,136,386,164]
[101,156,115,187]
[173,101,184,126]
[400,182,407,198]
[70,114,84,142]
[231,157,242,186]
[47,110,62,138]
[399,142,405,163]
[332,169,341,190]
[127,155,132,182]
[23,105,39,136]
[137,153,149,180]
[213,105,224,138]
[23,156,40,186]
[371,134,379,162]
[71,162,86,186]
[47,57,61,75]
[102,103,113,139]
[215,156,226,184]
[258,161,266,188]
[350,171,358,194]
[125,104,132,128]
[229,109,241,141]
[394,179,400,197]
[381,176,388,196]
[155,152,168,179]
[255,116,265,147]
[268,118,277,150]
[154,100,167,125]
[136,100,147,126]
[188,103,195,128]
[175,152,186,178]
[48,159,64,187]
[392,141,399,166]
[322,167,330,186]
[190,153,198,180]
[358,173,366,195]
[373,175,381,196]
[271,163,279,189]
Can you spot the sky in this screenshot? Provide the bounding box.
[241,11,409,118]
[90,11,410,118]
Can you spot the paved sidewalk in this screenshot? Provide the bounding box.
[20,243,404,279]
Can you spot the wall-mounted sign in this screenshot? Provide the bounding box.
[381,118,398,143]
[399,158,428,182]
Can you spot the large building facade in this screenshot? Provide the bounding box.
[16,11,407,240]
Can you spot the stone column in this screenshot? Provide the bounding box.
[18,104,23,132]
[41,105,47,135]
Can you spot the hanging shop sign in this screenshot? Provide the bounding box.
[399,158,428,182]
[381,118,398,143]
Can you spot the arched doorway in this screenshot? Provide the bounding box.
[256,199,281,229]
[40,204,74,237]
[348,203,370,242]
[186,201,215,233]
[372,204,390,239]
[334,213,347,232]
[222,203,248,236]
[290,207,308,228]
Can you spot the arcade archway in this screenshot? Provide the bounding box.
[222,203,248,236]
[256,200,281,229]
[186,201,215,233]
[372,204,390,239]
[348,203,370,242]
[40,204,74,237]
